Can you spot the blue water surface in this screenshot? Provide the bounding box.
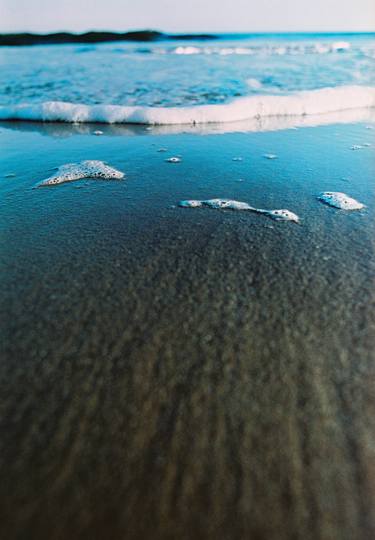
[0,33,374,107]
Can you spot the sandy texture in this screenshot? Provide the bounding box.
[1,122,375,540]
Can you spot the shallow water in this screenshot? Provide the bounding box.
[1,121,375,539]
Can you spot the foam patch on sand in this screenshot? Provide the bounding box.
[318,192,365,210]
[36,160,124,187]
[1,86,374,126]
[179,198,299,222]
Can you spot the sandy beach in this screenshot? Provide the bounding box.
[1,120,375,539]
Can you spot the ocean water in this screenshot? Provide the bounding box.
[0,33,374,124]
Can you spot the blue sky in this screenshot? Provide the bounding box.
[1,0,374,33]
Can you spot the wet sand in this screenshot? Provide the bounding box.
[1,121,375,539]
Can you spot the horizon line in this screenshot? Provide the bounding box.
[1,29,375,35]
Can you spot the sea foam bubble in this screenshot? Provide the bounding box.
[179,198,299,222]
[318,192,365,210]
[36,160,124,187]
[246,78,263,89]
[331,41,351,52]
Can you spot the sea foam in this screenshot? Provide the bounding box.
[36,160,124,187]
[1,86,374,126]
[318,192,365,210]
[168,42,352,56]
[179,198,299,222]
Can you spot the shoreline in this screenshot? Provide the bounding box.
[0,30,218,46]
[1,106,375,137]
[1,30,374,47]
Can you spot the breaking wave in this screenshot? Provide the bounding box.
[0,86,374,126]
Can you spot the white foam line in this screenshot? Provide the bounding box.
[1,86,374,126]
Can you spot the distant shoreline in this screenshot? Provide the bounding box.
[0,30,218,46]
[0,30,374,46]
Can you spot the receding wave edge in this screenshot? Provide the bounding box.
[0,86,374,125]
